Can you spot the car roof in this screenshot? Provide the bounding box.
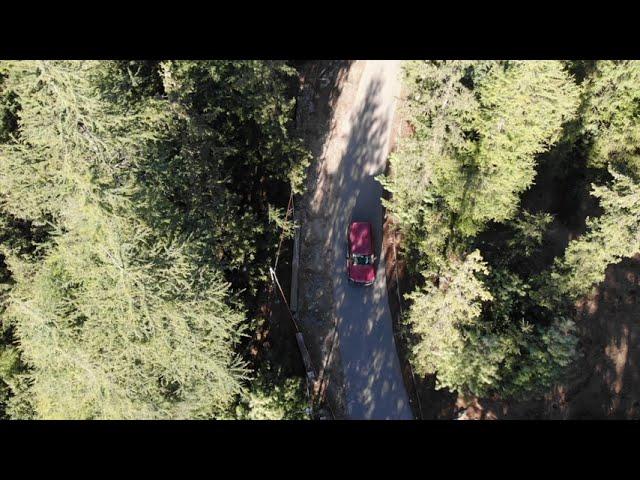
[349,222,373,255]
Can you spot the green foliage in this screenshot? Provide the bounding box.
[440,315,577,399]
[0,61,170,224]
[505,211,554,259]
[0,66,19,143]
[0,346,19,381]
[406,250,578,398]
[379,60,480,273]
[136,61,311,298]
[381,61,579,276]
[483,268,531,326]
[582,60,640,173]
[160,60,310,194]
[499,318,577,399]
[405,250,492,381]
[490,210,555,275]
[0,345,20,416]
[431,327,515,398]
[268,204,296,240]
[454,61,580,232]
[5,204,248,419]
[0,59,312,419]
[234,367,309,420]
[481,268,578,398]
[0,61,251,419]
[541,168,640,304]
[390,61,582,399]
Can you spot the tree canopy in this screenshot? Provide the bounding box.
[384,60,639,400]
[0,60,309,419]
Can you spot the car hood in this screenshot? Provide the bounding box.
[349,264,375,283]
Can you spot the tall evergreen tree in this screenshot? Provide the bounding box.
[453,61,581,234]
[379,60,480,272]
[405,250,493,390]
[138,61,311,298]
[405,248,577,398]
[582,60,640,174]
[540,167,640,304]
[0,61,248,419]
[381,61,580,274]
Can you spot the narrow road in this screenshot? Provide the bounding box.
[327,60,413,419]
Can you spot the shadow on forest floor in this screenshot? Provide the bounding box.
[461,254,640,420]
[458,135,640,420]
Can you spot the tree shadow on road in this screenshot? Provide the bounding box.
[317,74,412,419]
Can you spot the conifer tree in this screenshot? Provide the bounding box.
[405,247,577,398]
[388,61,582,399]
[143,61,310,297]
[0,60,248,419]
[381,61,580,274]
[582,60,640,174]
[379,61,481,272]
[454,61,581,233]
[542,167,640,304]
[405,250,493,384]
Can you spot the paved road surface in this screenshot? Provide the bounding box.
[328,60,413,419]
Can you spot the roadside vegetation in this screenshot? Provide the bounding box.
[0,61,310,419]
[380,60,640,401]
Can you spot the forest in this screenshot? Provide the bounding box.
[380,60,640,406]
[1,60,639,420]
[0,61,310,419]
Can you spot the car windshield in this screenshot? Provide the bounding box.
[353,254,372,266]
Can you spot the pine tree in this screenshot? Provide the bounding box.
[405,250,493,384]
[0,60,248,419]
[582,60,640,174]
[388,61,582,399]
[500,317,577,399]
[381,61,580,275]
[138,61,311,298]
[0,65,18,143]
[454,61,581,232]
[378,60,482,273]
[542,167,640,304]
[5,202,248,419]
[405,247,577,398]
[233,365,309,420]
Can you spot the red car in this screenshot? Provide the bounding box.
[346,221,376,286]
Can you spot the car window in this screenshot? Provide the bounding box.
[353,255,372,265]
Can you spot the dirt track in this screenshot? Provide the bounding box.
[295,61,412,419]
